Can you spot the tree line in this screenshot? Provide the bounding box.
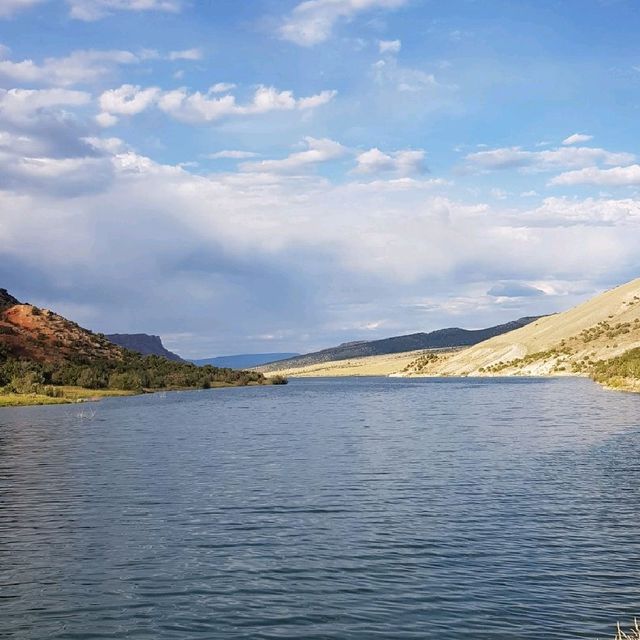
[0,346,286,395]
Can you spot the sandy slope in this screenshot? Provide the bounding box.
[404,277,640,377]
[271,278,640,379]
[262,350,428,377]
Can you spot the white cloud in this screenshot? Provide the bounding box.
[371,57,445,93]
[378,39,401,54]
[562,133,593,146]
[279,0,408,46]
[240,137,347,173]
[465,145,635,172]
[0,0,45,18]
[0,87,91,124]
[168,48,203,61]
[527,197,640,226]
[0,49,139,87]
[210,83,236,93]
[3,123,640,354]
[205,150,260,160]
[98,84,160,122]
[95,111,119,127]
[296,89,337,109]
[156,85,336,123]
[549,164,640,187]
[96,83,336,126]
[353,148,426,175]
[83,136,127,153]
[66,0,183,21]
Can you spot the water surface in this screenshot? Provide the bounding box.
[1,377,640,639]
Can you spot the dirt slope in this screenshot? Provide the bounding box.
[0,291,123,364]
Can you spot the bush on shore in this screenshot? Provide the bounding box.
[591,347,640,388]
[0,350,286,395]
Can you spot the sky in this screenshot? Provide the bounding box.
[0,0,639,358]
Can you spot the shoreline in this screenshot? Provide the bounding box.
[0,379,283,409]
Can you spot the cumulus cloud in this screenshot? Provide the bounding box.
[2,124,640,354]
[0,87,91,125]
[549,164,640,187]
[101,84,337,125]
[279,0,408,46]
[353,148,426,175]
[97,84,160,125]
[0,49,140,87]
[66,0,183,21]
[0,93,115,196]
[562,133,593,146]
[465,145,635,173]
[378,39,401,54]
[0,0,45,18]
[239,137,347,173]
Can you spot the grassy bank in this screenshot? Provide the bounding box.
[0,376,288,408]
[0,352,287,409]
[0,386,136,407]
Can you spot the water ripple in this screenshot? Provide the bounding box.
[1,377,640,639]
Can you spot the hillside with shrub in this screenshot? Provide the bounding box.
[0,289,285,406]
[399,277,640,392]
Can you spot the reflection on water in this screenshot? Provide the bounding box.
[1,377,639,639]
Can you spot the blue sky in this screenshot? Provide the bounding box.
[0,0,639,357]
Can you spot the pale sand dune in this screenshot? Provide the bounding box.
[408,277,640,377]
[269,277,640,379]
[262,350,427,378]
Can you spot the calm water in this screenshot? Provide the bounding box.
[1,377,640,639]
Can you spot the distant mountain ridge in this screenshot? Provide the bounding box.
[106,334,184,362]
[193,353,300,370]
[259,317,543,372]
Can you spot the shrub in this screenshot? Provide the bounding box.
[108,372,143,392]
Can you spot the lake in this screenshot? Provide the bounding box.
[1,377,639,639]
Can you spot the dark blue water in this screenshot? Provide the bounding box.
[1,377,640,639]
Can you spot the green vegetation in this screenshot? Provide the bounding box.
[0,349,287,407]
[403,351,440,373]
[590,347,640,390]
[0,387,136,408]
[480,345,574,374]
[578,319,637,344]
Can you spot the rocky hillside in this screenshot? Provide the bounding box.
[402,278,640,378]
[0,290,123,364]
[0,288,279,402]
[106,333,184,362]
[259,317,542,372]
